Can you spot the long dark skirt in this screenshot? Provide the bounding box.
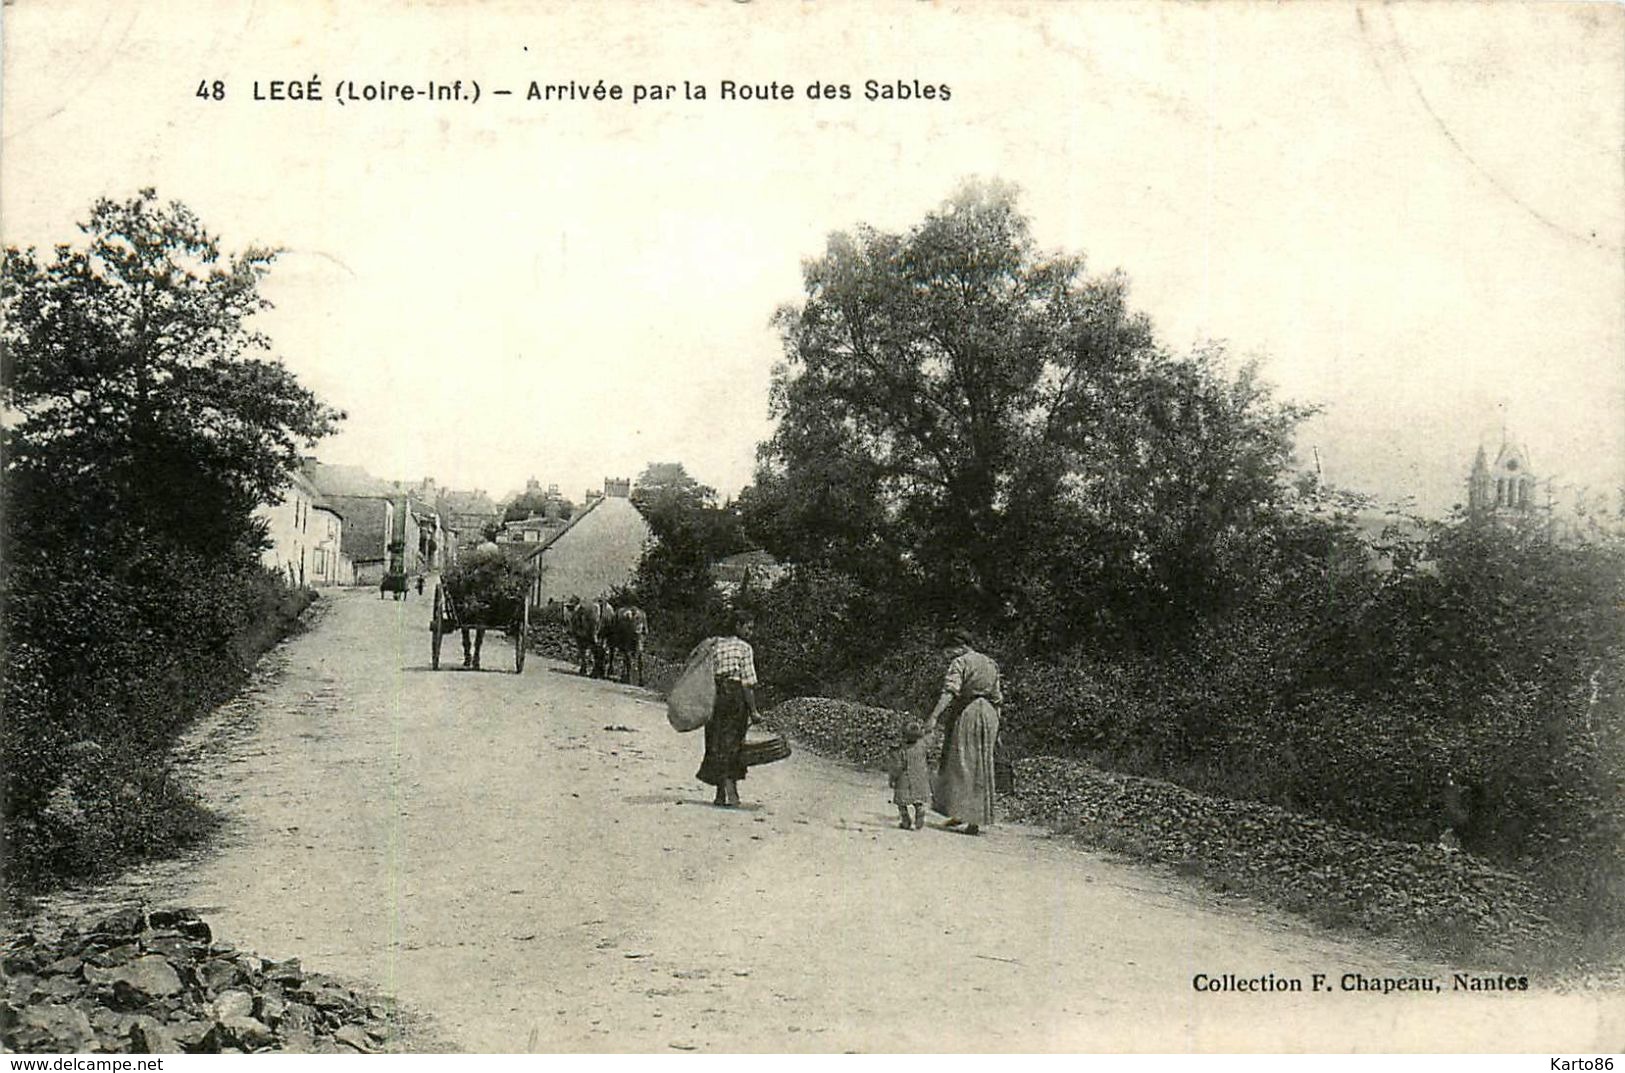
[697,677,749,786]
[932,699,998,826]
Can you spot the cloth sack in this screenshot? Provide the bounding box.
[666,637,719,732]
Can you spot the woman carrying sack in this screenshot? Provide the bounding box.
[666,638,719,733]
[696,610,762,808]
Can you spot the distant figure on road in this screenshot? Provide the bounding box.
[416,574,425,596]
[924,627,1002,835]
[888,720,930,831]
[698,610,762,808]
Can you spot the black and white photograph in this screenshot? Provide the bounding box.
[2,0,1622,1058]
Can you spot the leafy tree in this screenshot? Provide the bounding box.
[756,180,1312,643]
[737,415,904,592]
[1010,345,1315,644]
[631,461,746,561]
[626,462,747,617]
[501,487,573,524]
[3,189,342,557]
[2,190,341,885]
[630,462,715,530]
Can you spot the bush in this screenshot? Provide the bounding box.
[2,192,340,895]
[1,543,314,891]
[738,566,926,707]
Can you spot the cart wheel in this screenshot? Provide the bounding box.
[431,585,444,671]
[514,601,529,674]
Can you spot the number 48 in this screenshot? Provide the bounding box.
[196,80,225,101]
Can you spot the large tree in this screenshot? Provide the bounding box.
[502,488,573,524]
[2,192,342,881]
[627,462,747,614]
[2,189,342,556]
[753,181,1311,642]
[630,462,714,527]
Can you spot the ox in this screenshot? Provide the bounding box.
[566,596,615,679]
[607,605,648,686]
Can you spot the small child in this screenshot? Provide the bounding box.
[888,721,931,830]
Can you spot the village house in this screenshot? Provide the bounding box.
[308,502,352,585]
[489,479,574,550]
[516,477,653,606]
[306,461,397,584]
[394,492,444,577]
[333,497,394,583]
[498,515,568,545]
[255,466,353,588]
[303,463,449,582]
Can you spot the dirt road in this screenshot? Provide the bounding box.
[42,589,1620,1051]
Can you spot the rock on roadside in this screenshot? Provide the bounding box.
[2,906,399,1054]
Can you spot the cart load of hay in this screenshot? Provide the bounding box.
[440,546,531,624]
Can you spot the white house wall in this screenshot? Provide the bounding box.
[255,481,316,587]
[309,507,351,586]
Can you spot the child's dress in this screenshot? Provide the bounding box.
[890,738,932,806]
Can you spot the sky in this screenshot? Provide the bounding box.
[4,1,1622,516]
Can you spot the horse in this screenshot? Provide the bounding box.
[607,605,648,686]
[567,596,615,678]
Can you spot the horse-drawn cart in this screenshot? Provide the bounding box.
[430,550,532,673]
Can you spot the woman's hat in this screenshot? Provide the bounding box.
[940,626,974,648]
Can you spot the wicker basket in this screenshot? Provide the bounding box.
[741,730,791,767]
[995,757,1015,794]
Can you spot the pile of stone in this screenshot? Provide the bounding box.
[1005,755,1556,952]
[1,907,395,1054]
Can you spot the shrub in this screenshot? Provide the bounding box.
[1,543,314,891]
[739,566,919,706]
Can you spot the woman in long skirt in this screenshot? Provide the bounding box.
[925,627,1002,834]
[697,611,761,807]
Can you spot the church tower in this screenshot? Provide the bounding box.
[1467,440,1536,517]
